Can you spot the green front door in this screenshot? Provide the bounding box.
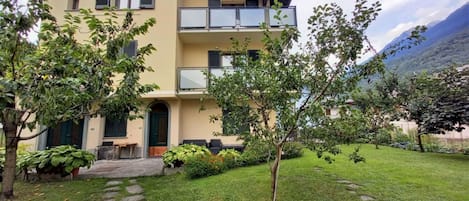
[149,112,168,146]
[148,103,169,157]
[46,119,84,148]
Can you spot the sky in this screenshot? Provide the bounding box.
[291,0,468,57]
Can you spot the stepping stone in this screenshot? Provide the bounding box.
[313,166,322,172]
[104,186,120,192]
[121,194,145,201]
[102,192,119,199]
[129,179,137,184]
[346,183,360,190]
[348,190,357,194]
[360,195,375,201]
[126,185,144,194]
[104,200,115,201]
[105,180,123,187]
[337,180,352,184]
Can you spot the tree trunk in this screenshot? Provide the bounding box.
[1,123,19,200]
[417,134,424,152]
[271,144,283,201]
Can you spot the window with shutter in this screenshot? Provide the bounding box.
[209,0,221,7]
[67,0,80,10]
[123,40,137,57]
[104,117,127,137]
[96,0,109,10]
[246,0,258,7]
[140,0,155,8]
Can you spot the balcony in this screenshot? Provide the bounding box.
[179,7,297,30]
[178,67,235,94]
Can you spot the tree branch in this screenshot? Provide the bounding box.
[18,128,48,141]
[16,110,33,138]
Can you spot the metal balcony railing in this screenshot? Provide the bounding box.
[179,7,296,30]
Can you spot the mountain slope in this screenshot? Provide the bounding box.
[383,3,469,74]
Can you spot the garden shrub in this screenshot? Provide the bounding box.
[463,148,469,155]
[393,132,411,143]
[185,154,225,179]
[281,142,305,159]
[217,149,241,169]
[376,128,392,144]
[162,144,211,167]
[239,141,275,166]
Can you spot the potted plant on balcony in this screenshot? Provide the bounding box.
[19,145,95,178]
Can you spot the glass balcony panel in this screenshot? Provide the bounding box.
[179,69,207,90]
[239,8,265,27]
[269,8,296,26]
[180,9,207,29]
[210,9,236,28]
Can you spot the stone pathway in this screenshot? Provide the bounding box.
[314,166,375,201]
[103,179,146,201]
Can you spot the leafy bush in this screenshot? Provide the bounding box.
[282,142,304,159]
[162,144,211,167]
[18,145,95,177]
[239,141,275,166]
[217,149,241,169]
[185,154,225,179]
[463,148,469,155]
[393,132,411,143]
[376,128,392,144]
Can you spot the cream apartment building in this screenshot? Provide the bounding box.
[23,0,296,158]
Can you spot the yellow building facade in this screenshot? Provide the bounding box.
[24,0,296,158]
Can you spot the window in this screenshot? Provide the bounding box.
[140,0,155,8]
[67,0,80,10]
[222,107,250,134]
[96,0,110,10]
[104,117,127,137]
[115,0,154,9]
[208,50,258,78]
[122,40,138,57]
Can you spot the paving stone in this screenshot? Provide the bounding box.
[104,200,115,201]
[346,183,360,190]
[126,185,144,194]
[348,190,357,194]
[102,192,119,199]
[104,186,120,192]
[121,194,145,201]
[105,180,123,187]
[129,179,137,184]
[337,179,352,184]
[360,195,375,201]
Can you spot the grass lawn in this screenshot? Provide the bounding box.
[2,144,468,201]
[138,144,469,201]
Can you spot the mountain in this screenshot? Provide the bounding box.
[382,3,469,74]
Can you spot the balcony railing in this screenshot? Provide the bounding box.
[179,7,296,30]
[178,67,235,91]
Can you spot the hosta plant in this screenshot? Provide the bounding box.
[162,144,211,167]
[18,145,95,177]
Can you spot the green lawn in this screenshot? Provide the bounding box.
[3,144,469,201]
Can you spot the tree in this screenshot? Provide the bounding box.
[352,72,401,149]
[207,1,424,200]
[399,67,469,152]
[0,1,157,199]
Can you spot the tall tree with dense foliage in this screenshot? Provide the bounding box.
[207,1,424,200]
[352,72,401,149]
[399,67,469,152]
[0,1,156,199]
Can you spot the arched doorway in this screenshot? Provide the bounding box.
[148,103,169,157]
[46,119,84,148]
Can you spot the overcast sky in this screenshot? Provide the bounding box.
[291,0,468,55]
